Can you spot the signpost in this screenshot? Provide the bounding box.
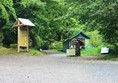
[101,47,109,54]
[13,18,35,52]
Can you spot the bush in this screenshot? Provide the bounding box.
[27,49,43,56]
[49,41,63,50]
[10,44,17,49]
[0,31,4,46]
[34,35,49,50]
[81,47,101,56]
[87,30,103,47]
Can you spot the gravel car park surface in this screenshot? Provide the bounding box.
[0,52,118,83]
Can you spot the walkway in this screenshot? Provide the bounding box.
[0,51,118,83]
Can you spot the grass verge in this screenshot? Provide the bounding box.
[110,58,118,61]
[0,46,43,56]
[81,47,101,56]
[101,54,118,61]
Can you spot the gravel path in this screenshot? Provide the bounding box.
[0,53,118,83]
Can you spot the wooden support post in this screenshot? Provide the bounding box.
[17,21,20,52]
[13,18,35,53]
[26,27,29,52]
[75,41,80,56]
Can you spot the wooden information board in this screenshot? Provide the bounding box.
[20,28,28,47]
[13,18,35,52]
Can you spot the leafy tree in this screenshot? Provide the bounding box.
[0,0,117,55]
[13,0,70,49]
[64,0,118,55]
[0,0,16,22]
[0,0,16,46]
[87,30,103,47]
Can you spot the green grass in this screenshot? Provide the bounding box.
[24,49,43,56]
[81,47,118,61]
[110,58,118,61]
[81,47,101,56]
[101,54,118,61]
[0,46,43,56]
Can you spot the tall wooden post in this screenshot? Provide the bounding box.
[18,21,20,52]
[75,41,80,56]
[26,27,29,52]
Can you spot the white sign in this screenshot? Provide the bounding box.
[101,47,109,54]
[66,49,75,56]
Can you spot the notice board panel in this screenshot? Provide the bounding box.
[20,28,28,47]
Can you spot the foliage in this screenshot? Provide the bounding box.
[0,0,16,22]
[2,23,17,47]
[81,47,101,56]
[0,0,118,56]
[65,0,118,55]
[10,44,17,48]
[87,30,103,47]
[34,35,49,50]
[101,54,118,61]
[0,31,4,46]
[26,49,43,56]
[0,0,16,47]
[110,58,118,61]
[49,41,63,50]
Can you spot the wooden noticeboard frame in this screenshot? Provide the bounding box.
[17,21,29,52]
[13,18,35,52]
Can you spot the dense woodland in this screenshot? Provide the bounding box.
[0,0,118,56]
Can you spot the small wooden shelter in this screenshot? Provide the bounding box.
[13,18,35,52]
[63,32,90,53]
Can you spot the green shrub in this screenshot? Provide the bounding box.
[10,44,17,48]
[49,41,63,50]
[87,30,103,47]
[0,31,4,46]
[34,35,49,50]
[27,49,43,56]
